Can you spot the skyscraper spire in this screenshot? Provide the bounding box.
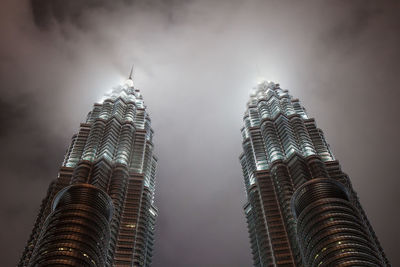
[125,64,134,88]
[129,64,134,80]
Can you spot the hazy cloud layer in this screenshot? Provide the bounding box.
[0,0,399,266]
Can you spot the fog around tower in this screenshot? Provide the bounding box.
[0,0,399,266]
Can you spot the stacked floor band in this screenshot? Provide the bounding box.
[28,184,113,267]
[291,178,384,267]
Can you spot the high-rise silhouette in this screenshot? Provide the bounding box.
[19,73,158,267]
[240,81,389,267]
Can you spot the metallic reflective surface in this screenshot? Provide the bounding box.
[292,179,384,267]
[29,184,113,266]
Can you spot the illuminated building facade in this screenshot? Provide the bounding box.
[240,81,389,267]
[19,74,158,267]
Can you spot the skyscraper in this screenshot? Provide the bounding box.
[19,72,158,267]
[240,81,389,267]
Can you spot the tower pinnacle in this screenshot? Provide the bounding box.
[129,64,133,80]
[125,65,134,88]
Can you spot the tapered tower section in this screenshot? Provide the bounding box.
[240,81,389,267]
[19,75,158,267]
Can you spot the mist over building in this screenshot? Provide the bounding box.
[19,75,158,266]
[240,81,389,266]
[1,1,399,266]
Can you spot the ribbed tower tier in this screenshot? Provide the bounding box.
[292,178,384,267]
[28,184,113,266]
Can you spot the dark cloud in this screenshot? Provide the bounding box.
[31,0,107,27]
[0,97,27,136]
[0,0,399,266]
[30,0,186,29]
[323,1,381,40]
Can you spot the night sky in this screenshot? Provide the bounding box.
[0,0,399,266]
